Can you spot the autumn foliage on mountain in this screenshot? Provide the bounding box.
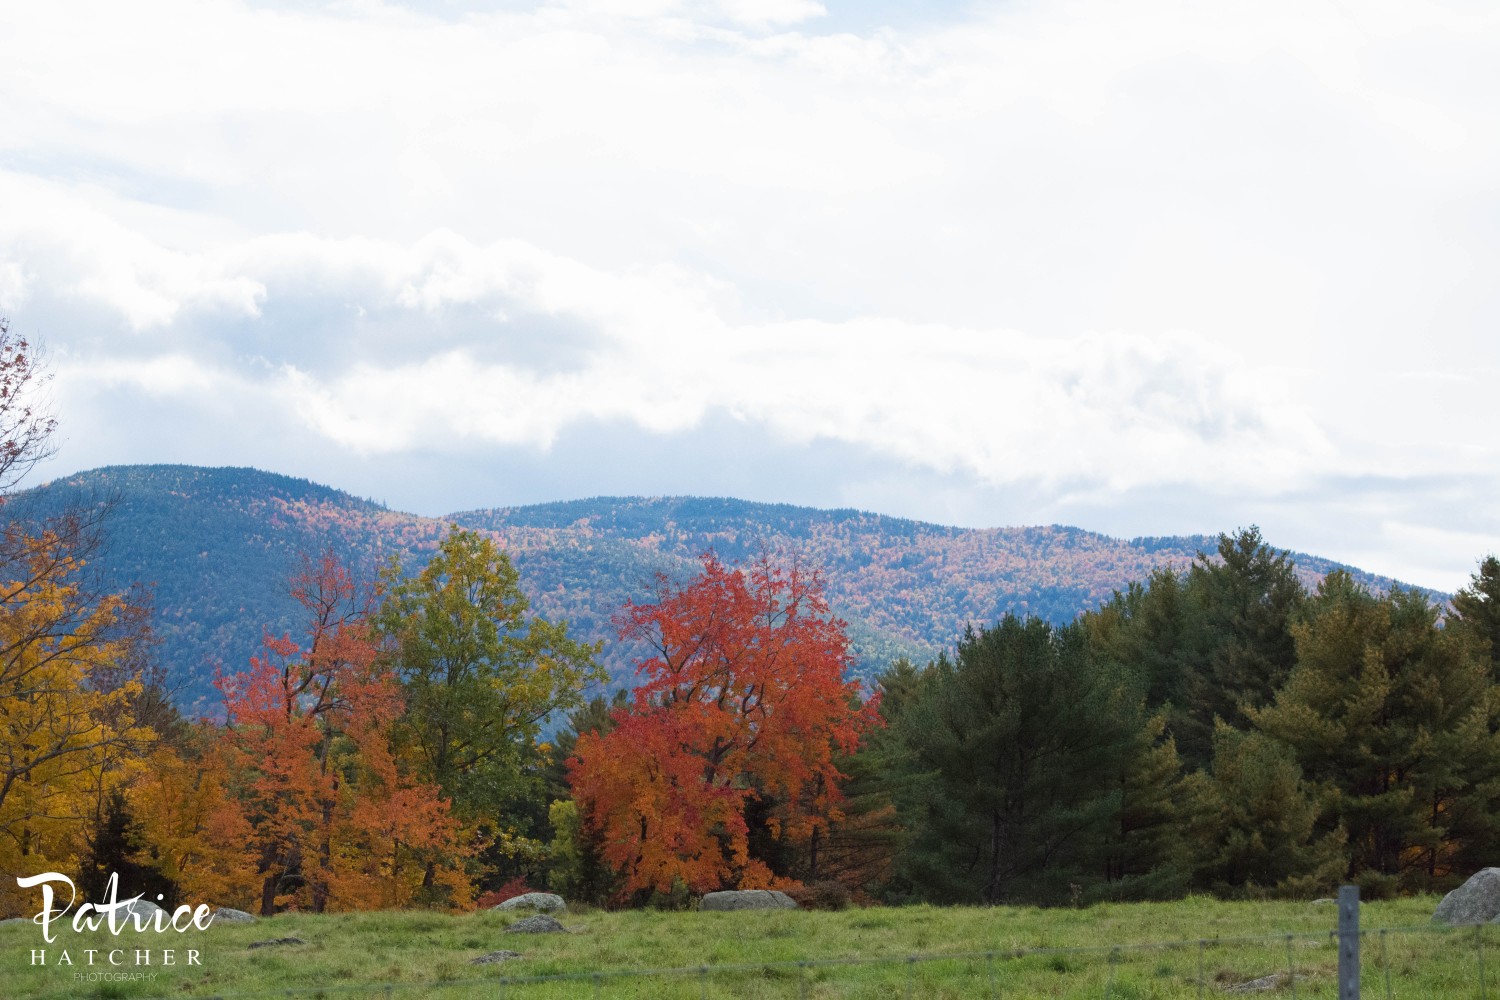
[568,554,875,900]
[18,467,1427,713]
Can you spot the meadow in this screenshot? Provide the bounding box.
[1,894,1484,1000]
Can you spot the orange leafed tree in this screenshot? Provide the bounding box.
[568,553,876,898]
[126,732,258,910]
[210,551,466,914]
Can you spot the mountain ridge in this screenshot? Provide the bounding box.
[17,464,1426,711]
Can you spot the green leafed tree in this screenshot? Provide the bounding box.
[545,798,619,907]
[887,616,1140,905]
[1451,555,1500,677]
[1095,713,1197,901]
[1248,572,1500,893]
[541,689,627,807]
[1186,723,1346,897]
[376,527,603,890]
[1179,527,1306,766]
[1084,529,1305,770]
[1084,568,1205,759]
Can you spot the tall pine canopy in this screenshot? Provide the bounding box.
[888,616,1139,905]
[1249,573,1500,893]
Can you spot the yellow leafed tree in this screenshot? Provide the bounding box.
[0,320,156,915]
[0,523,157,914]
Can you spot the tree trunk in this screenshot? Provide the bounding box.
[985,809,1005,904]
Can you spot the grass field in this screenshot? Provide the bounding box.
[0,894,1485,999]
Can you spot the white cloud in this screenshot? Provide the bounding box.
[710,0,825,30]
[34,223,1339,498]
[547,0,826,29]
[0,174,265,329]
[0,260,27,313]
[2,0,1499,586]
[56,352,239,399]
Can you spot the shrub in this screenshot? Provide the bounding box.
[787,880,852,911]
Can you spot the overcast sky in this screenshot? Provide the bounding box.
[1,0,1496,591]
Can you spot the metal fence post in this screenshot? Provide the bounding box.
[1337,884,1360,1000]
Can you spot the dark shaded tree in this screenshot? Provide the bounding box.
[78,788,178,907]
[1179,527,1306,765]
[888,616,1138,905]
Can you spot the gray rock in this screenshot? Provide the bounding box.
[211,907,257,924]
[1310,898,1335,905]
[494,892,566,913]
[700,890,799,912]
[119,899,164,924]
[471,950,524,964]
[1224,972,1295,993]
[0,917,31,926]
[247,937,306,949]
[506,914,568,934]
[1435,868,1500,924]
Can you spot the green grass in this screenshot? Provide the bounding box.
[0,895,1482,999]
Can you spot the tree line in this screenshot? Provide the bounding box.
[3,316,1499,913]
[859,532,1500,905]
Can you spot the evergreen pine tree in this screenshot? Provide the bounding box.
[1096,713,1196,900]
[889,617,1137,905]
[1249,573,1500,892]
[1178,527,1305,766]
[1186,724,1346,896]
[79,789,179,907]
[1451,555,1500,676]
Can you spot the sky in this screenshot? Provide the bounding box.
[0,0,1497,592]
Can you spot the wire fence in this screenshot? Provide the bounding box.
[50,917,1500,1000]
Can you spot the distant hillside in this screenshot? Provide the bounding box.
[16,466,431,712]
[16,465,1423,712]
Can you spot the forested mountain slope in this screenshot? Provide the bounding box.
[18,465,1417,710]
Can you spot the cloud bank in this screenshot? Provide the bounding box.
[1,0,1497,590]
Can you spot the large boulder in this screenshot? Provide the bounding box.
[211,907,257,925]
[700,890,798,912]
[1435,869,1500,924]
[119,899,164,925]
[494,893,566,914]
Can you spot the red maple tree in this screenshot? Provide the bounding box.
[568,553,876,898]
